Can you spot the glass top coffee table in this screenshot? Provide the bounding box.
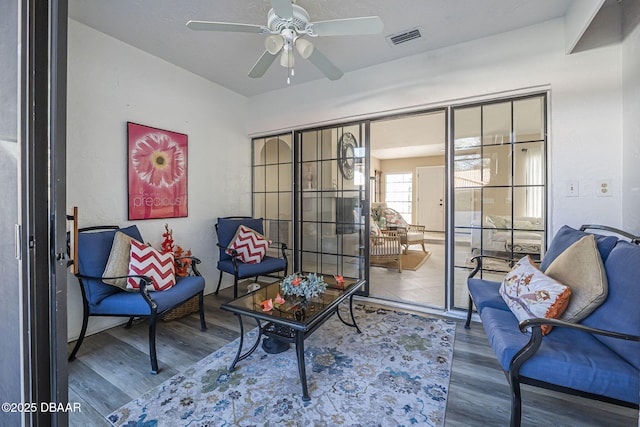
[221,274,365,401]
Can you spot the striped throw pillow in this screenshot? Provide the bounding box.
[127,239,176,291]
[226,225,271,264]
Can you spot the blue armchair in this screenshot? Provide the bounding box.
[68,225,207,374]
[214,217,288,298]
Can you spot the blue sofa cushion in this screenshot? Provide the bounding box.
[217,217,264,262]
[217,256,286,279]
[582,241,640,370]
[90,275,205,316]
[540,225,618,271]
[77,225,143,306]
[481,307,639,404]
[467,278,510,314]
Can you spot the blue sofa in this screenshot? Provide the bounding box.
[465,225,640,427]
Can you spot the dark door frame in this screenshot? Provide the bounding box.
[18,0,68,425]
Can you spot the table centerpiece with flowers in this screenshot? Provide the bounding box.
[280,272,328,300]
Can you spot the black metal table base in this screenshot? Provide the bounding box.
[227,294,361,401]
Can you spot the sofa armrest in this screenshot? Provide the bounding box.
[175,255,202,276]
[175,255,201,264]
[509,316,640,396]
[76,273,157,310]
[269,241,288,258]
[519,317,640,342]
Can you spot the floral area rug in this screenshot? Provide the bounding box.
[108,304,456,427]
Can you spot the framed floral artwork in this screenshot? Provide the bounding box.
[127,122,188,220]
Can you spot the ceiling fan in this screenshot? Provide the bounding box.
[186,0,383,83]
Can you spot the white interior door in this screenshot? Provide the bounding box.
[416,166,445,232]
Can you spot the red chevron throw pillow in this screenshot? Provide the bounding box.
[226,225,271,264]
[127,239,176,291]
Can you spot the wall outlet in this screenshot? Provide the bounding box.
[596,180,612,197]
[566,180,579,197]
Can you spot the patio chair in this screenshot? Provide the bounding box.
[68,224,207,374]
[214,216,288,298]
[397,223,427,254]
[371,203,427,254]
[370,229,402,272]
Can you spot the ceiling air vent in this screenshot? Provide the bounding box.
[386,27,423,46]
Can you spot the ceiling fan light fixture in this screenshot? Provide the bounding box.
[188,0,382,83]
[295,38,314,59]
[265,34,284,54]
[279,48,294,68]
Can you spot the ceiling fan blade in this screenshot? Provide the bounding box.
[186,20,267,34]
[248,50,278,78]
[271,0,294,19]
[307,48,343,81]
[310,16,384,36]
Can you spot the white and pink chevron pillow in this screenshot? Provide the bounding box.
[226,225,271,264]
[127,239,176,291]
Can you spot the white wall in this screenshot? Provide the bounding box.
[247,18,624,235]
[622,6,640,234]
[66,20,250,340]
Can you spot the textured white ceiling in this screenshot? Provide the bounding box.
[69,0,575,97]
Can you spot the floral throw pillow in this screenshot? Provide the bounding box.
[370,221,382,236]
[499,256,571,335]
[382,207,408,228]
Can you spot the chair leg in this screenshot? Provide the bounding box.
[233,276,239,299]
[68,310,89,362]
[509,373,523,427]
[215,271,223,295]
[125,316,134,329]
[198,291,207,331]
[465,295,473,329]
[149,315,159,374]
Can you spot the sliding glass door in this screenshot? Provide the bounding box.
[251,93,546,313]
[451,94,547,309]
[297,123,368,287]
[251,122,369,290]
[252,133,294,265]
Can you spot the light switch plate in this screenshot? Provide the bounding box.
[566,180,579,197]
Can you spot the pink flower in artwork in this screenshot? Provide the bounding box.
[131,132,185,188]
[260,298,274,312]
[275,294,285,305]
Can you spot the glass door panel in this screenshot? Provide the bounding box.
[482,102,511,144]
[252,133,293,261]
[514,97,545,142]
[298,124,367,281]
[452,94,547,310]
[454,106,481,148]
[252,124,368,288]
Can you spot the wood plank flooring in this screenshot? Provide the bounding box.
[68,288,638,426]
